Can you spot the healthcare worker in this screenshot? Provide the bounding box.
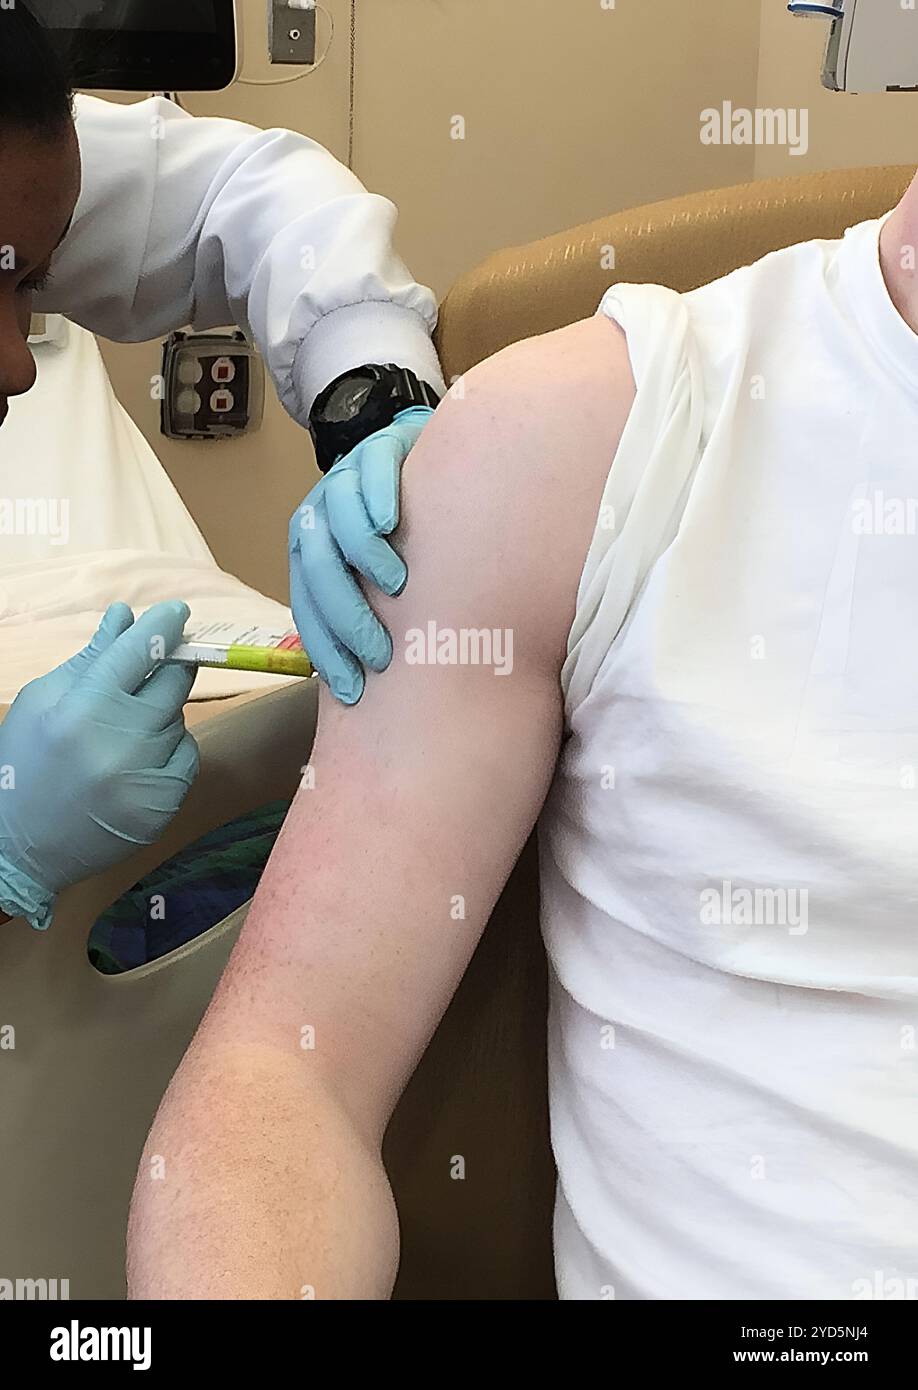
[0,4,439,932]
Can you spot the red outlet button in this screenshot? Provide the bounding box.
[212,357,237,384]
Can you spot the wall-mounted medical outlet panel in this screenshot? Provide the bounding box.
[269,0,317,65]
[161,332,265,441]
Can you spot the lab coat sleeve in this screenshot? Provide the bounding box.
[37,94,446,422]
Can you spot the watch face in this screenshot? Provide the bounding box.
[325,377,376,424]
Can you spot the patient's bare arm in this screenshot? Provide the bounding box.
[127,314,635,1300]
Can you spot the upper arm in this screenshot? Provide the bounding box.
[199,313,636,1143]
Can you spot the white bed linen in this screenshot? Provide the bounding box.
[0,319,298,703]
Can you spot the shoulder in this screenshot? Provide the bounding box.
[434,313,635,474]
[393,314,636,670]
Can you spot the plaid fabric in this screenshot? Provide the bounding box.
[88,800,291,974]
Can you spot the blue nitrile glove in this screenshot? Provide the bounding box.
[0,600,200,931]
[289,405,435,705]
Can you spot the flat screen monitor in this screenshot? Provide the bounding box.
[34,1,238,92]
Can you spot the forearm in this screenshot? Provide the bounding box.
[127,1036,399,1300]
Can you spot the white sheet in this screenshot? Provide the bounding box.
[0,319,298,704]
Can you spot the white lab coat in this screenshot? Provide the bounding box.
[37,95,446,421]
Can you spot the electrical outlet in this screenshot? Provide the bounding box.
[269,1,317,66]
[161,332,265,441]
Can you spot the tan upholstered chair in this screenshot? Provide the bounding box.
[0,163,911,1301]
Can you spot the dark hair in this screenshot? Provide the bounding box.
[0,2,74,136]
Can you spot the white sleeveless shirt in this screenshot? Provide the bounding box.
[538,213,918,1300]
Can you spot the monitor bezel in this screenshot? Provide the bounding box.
[41,3,239,93]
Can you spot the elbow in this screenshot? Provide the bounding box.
[126,1036,400,1300]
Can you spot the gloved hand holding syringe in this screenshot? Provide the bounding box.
[0,603,309,935]
[0,601,200,932]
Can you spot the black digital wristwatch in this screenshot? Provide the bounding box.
[307,364,441,474]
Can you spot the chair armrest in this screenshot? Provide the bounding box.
[434,162,914,381]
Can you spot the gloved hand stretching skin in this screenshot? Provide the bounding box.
[0,601,200,932]
[288,406,434,704]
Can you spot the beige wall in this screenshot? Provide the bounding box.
[351,0,760,298]
[98,0,762,601]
